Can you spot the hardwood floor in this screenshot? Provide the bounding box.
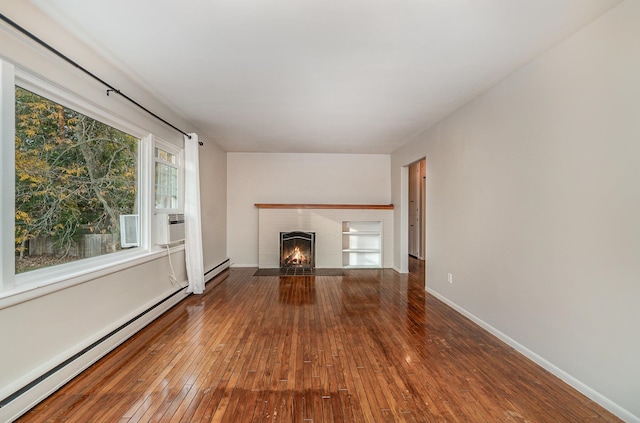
[17,260,620,422]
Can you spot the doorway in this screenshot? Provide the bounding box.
[408,159,426,260]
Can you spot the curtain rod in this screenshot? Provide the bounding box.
[0,13,203,145]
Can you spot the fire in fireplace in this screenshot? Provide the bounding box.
[280,231,315,268]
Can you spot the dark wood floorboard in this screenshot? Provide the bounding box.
[17,258,621,422]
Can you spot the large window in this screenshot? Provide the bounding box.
[14,86,140,274]
[0,61,186,296]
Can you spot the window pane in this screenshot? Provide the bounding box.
[15,86,139,274]
[155,162,178,209]
[155,146,176,164]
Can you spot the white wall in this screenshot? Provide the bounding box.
[227,153,391,266]
[391,2,639,420]
[199,142,228,273]
[0,3,228,420]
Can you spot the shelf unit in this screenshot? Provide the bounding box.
[342,221,382,268]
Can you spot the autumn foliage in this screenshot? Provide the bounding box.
[15,86,138,262]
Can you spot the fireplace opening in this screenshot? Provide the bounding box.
[280,231,315,269]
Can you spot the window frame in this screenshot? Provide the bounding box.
[153,137,184,215]
[0,62,169,300]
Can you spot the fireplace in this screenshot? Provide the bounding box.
[280,231,315,269]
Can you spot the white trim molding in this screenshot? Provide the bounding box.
[427,288,640,423]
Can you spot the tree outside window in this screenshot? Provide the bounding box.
[15,86,139,273]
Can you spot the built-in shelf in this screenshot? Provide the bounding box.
[342,221,382,268]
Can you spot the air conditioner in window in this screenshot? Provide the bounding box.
[156,213,185,245]
[120,214,140,248]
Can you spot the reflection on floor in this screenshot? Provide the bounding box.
[253,267,344,276]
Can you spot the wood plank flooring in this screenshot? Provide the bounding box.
[17,259,621,422]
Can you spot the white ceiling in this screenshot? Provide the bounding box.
[30,0,620,154]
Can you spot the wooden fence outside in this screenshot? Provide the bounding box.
[28,234,119,258]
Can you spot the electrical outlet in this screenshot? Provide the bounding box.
[448,273,453,284]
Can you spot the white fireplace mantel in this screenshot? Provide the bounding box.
[256,204,394,269]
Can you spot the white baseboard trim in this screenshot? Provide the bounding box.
[1,257,232,423]
[205,258,230,282]
[0,288,188,423]
[426,288,639,423]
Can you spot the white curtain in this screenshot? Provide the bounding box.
[184,133,205,294]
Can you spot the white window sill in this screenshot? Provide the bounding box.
[0,244,185,310]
